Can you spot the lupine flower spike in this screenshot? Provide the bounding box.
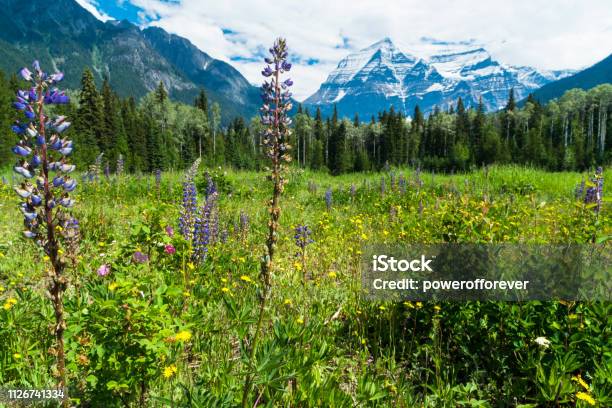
[294,224,314,281]
[193,177,218,264]
[242,38,293,407]
[10,60,75,398]
[584,167,604,213]
[179,158,200,241]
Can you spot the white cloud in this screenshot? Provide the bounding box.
[75,0,113,22]
[104,1,612,101]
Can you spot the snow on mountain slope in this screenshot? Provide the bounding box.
[304,38,573,118]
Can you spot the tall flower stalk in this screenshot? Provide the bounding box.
[11,61,74,397]
[178,158,200,240]
[241,38,293,407]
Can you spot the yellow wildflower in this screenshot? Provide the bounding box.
[221,287,230,293]
[221,278,228,283]
[240,275,252,283]
[572,375,589,391]
[187,262,195,270]
[58,249,64,256]
[576,392,596,406]
[175,331,192,342]
[296,317,304,324]
[568,314,578,320]
[0,252,4,258]
[163,364,177,379]
[415,302,423,309]
[293,261,302,271]
[361,338,366,345]
[283,299,292,306]
[108,282,118,291]
[403,301,414,308]
[3,297,17,310]
[434,305,442,312]
[361,233,368,240]
[327,271,337,279]
[183,291,191,297]
[379,305,386,311]
[0,285,4,292]
[13,353,21,359]
[43,255,50,262]
[98,242,105,247]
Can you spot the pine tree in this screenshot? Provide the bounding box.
[311,107,325,169]
[194,88,208,114]
[74,68,102,166]
[121,97,147,172]
[194,89,210,158]
[101,78,128,168]
[328,121,350,175]
[472,98,486,165]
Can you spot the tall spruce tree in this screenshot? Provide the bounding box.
[74,68,102,166]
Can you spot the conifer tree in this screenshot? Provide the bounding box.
[101,78,128,168]
[74,68,102,166]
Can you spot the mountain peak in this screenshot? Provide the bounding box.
[368,37,394,49]
[305,40,574,118]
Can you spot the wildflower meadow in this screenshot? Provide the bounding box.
[0,40,611,408]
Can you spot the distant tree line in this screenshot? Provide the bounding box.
[0,67,610,173]
[293,87,611,174]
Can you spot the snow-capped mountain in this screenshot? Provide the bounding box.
[304,38,573,118]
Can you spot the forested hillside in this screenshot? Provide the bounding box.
[0,67,610,173]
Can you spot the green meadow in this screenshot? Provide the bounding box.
[0,165,610,407]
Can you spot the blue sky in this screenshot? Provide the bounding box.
[76,0,612,100]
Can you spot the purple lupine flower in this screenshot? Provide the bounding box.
[584,167,604,213]
[179,180,197,240]
[294,224,314,250]
[10,61,75,243]
[260,38,293,162]
[178,159,200,241]
[165,225,174,237]
[133,251,149,264]
[97,264,110,277]
[155,169,161,190]
[574,178,585,199]
[104,163,110,180]
[350,183,356,199]
[325,187,332,211]
[414,166,422,188]
[192,190,218,264]
[239,210,249,241]
[398,174,407,194]
[204,172,217,198]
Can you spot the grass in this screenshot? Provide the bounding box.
[0,165,610,407]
